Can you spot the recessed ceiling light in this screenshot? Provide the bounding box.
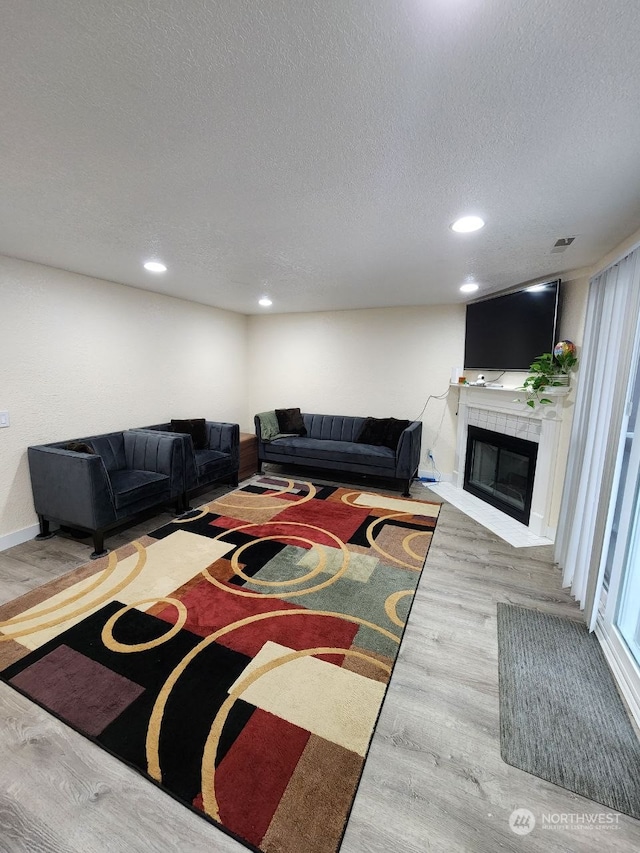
[258,297,272,307]
[451,216,485,233]
[143,260,167,273]
[460,283,479,293]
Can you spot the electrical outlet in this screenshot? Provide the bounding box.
[0,411,9,428]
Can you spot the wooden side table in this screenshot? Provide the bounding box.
[238,431,258,480]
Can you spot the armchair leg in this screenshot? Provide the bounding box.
[90,530,108,560]
[401,478,411,498]
[229,472,239,487]
[35,515,56,541]
[257,460,263,474]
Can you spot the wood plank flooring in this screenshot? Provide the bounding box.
[1,472,640,852]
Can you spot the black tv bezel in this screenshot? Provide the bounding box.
[463,279,561,372]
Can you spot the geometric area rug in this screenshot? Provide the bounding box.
[0,476,440,853]
[497,603,640,820]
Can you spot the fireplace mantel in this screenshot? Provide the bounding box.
[451,383,571,539]
[450,382,570,415]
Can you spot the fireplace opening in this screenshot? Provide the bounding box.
[463,425,538,524]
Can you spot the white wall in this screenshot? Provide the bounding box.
[246,278,590,533]
[0,254,595,548]
[247,304,466,478]
[0,255,248,544]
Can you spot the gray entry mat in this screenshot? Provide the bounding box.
[497,603,640,818]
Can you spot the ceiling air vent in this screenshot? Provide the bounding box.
[551,236,576,254]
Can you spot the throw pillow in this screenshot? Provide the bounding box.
[384,417,411,450]
[356,417,411,450]
[170,418,209,450]
[257,410,281,441]
[66,441,95,454]
[275,408,307,436]
[356,417,389,447]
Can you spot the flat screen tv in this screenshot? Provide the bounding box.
[464,280,561,371]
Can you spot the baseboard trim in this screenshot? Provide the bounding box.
[0,523,40,553]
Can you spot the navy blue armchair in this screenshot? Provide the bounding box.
[140,421,240,498]
[28,430,186,558]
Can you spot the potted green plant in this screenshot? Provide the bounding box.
[518,344,578,408]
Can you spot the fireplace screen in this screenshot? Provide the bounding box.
[464,426,538,524]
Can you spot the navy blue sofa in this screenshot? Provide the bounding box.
[254,413,422,496]
[28,430,186,558]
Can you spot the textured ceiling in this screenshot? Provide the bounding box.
[2,0,640,314]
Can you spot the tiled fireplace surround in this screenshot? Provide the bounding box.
[447,384,570,543]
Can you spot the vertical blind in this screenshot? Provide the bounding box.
[555,248,640,624]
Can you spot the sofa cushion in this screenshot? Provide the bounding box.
[276,408,307,436]
[109,469,169,509]
[195,448,229,477]
[303,414,365,442]
[269,437,396,469]
[171,418,208,450]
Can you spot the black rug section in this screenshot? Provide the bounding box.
[3,603,255,804]
[149,511,230,541]
[241,484,274,495]
[308,484,339,501]
[497,603,640,818]
[347,514,435,549]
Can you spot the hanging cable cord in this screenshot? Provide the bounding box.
[483,370,506,384]
[411,369,505,423]
[411,386,450,483]
[412,387,450,422]
[426,398,450,481]
[427,451,442,483]
[412,369,506,481]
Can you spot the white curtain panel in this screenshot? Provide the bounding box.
[555,249,640,620]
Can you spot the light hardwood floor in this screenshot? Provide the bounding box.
[1,472,640,853]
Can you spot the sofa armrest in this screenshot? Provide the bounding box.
[27,445,117,530]
[254,414,269,458]
[123,431,184,496]
[395,421,422,478]
[207,422,240,465]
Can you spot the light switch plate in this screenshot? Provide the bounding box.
[0,411,9,428]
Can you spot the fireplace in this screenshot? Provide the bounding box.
[463,426,538,524]
[451,384,569,540]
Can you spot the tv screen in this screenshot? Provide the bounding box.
[464,280,561,371]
